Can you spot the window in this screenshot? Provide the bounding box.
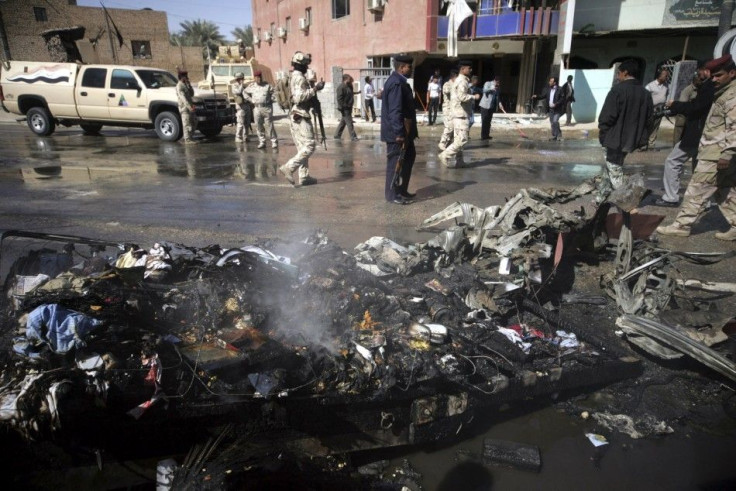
[135,69,177,88]
[33,7,47,22]
[131,41,152,59]
[285,16,291,32]
[305,8,312,25]
[332,0,350,19]
[110,69,138,90]
[81,68,107,88]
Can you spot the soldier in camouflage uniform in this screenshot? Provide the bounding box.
[438,70,457,152]
[657,55,736,241]
[279,51,325,186]
[438,62,479,168]
[245,70,278,149]
[231,72,250,143]
[176,70,197,144]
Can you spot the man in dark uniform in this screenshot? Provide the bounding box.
[381,54,418,204]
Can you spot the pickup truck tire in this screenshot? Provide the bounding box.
[199,124,223,138]
[154,111,182,141]
[27,107,55,136]
[80,123,103,135]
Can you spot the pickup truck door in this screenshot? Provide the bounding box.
[75,67,110,120]
[107,69,148,121]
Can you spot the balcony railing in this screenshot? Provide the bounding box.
[438,7,559,39]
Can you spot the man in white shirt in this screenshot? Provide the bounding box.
[643,68,669,150]
[426,76,441,125]
[363,76,377,122]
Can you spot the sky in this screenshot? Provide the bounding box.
[77,0,252,39]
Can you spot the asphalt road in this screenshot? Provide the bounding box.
[1,117,735,490]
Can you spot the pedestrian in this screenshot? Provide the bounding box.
[479,78,502,140]
[279,51,325,186]
[381,54,417,205]
[643,68,670,150]
[438,70,458,151]
[363,76,377,122]
[657,55,736,241]
[176,70,197,144]
[672,73,699,145]
[426,76,441,125]
[429,68,443,89]
[334,74,359,141]
[654,62,714,207]
[438,61,479,168]
[231,71,250,143]
[596,59,653,203]
[533,77,565,141]
[244,70,278,149]
[561,74,575,125]
[468,75,482,129]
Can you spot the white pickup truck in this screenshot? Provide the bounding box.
[0,61,233,141]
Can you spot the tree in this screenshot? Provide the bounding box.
[171,19,225,61]
[231,26,253,46]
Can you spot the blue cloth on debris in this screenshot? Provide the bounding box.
[25,304,103,354]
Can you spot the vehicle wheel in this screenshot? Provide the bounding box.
[80,123,103,135]
[154,111,182,141]
[26,107,56,136]
[199,125,223,138]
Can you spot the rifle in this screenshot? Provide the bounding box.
[391,142,407,192]
[311,97,327,150]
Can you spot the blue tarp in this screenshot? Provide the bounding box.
[24,304,104,354]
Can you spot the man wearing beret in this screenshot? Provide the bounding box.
[658,54,736,241]
[245,70,278,149]
[381,54,418,204]
[596,60,652,203]
[438,60,480,168]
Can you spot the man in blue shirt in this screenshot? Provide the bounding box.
[381,55,418,204]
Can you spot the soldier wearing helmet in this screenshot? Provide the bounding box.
[176,69,197,144]
[231,71,252,143]
[279,51,325,186]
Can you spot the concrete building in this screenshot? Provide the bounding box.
[251,0,561,114]
[0,0,203,76]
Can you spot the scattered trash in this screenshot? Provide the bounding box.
[585,433,609,447]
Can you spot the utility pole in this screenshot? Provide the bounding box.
[718,0,735,39]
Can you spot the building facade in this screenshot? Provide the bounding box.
[0,0,204,76]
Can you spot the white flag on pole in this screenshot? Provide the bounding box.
[445,0,474,57]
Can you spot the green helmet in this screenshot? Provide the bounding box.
[234,72,245,79]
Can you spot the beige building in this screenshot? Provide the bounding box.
[0,0,204,76]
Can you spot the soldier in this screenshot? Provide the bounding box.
[245,70,278,149]
[231,72,250,143]
[279,51,325,186]
[657,55,736,241]
[438,69,458,152]
[438,61,479,168]
[176,70,197,144]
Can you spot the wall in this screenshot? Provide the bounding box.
[560,66,616,123]
[0,0,205,75]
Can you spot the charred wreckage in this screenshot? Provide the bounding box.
[1,176,734,487]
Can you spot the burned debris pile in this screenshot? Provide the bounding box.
[0,178,734,482]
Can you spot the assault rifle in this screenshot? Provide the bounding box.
[311,96,327,150]
[391,119,413,192]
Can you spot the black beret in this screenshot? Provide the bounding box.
[394,54,413,64]
[458,60,473,67]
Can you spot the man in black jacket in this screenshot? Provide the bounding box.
[334,74,359,141]
[533,77,566,140]
[381,55,418,204]
[596,60,653,203]
[654,62,714,207]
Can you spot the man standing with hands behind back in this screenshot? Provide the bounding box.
[381,55,417,205]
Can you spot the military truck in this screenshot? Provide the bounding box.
[197,45,259,104]
[0,61,233,141]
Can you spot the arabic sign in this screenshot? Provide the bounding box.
[663,0,735,26]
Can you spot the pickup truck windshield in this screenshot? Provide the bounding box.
[135,69,178,89]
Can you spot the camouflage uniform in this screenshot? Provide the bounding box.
[438,79,454,151]
[231,81,250,142]
[280,69,317,184]
[244,81,278,148]
[671,78,736,233]
[439,73,473,167]
[176,80,197,142]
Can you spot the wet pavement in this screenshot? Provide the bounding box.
[1,116,735,489]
